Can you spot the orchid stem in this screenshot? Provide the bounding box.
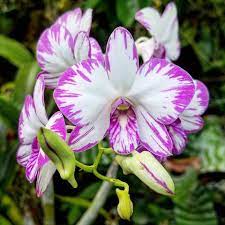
[93,142,104,168]
[93,142,129,191]
[77,161,118,225]
[74,142,129,191]
[75,159,94,173]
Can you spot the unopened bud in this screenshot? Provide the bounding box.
[116,151,174,196]
[37,128,77,188]
[116,188,133,220]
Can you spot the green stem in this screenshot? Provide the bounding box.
[93,169,129,192]
[93,142,128,191]
[93,143,104,168]
[77,161,118,225]
[73,143,129,191]
[75,159,94,173]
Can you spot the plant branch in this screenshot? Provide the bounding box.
[77,161,118,225]
[74,142,128,191]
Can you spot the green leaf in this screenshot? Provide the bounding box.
[0,215,13,225]
[84,0,101,8]
[68,206,82,225]
[173,169,218,225]
[173,169,198,204]
[0,116,7,154]
[0,142,18,188]
[13,61,40,105]
[190,116,225,172]
[0,96,20,128]
[0,35,33,68]
[116,0,139,27]
[0,193,23,225]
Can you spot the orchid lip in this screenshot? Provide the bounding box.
[112,97,134,113]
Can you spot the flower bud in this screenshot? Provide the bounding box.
[37,128,77,188]
[116,151,175,196]
[116,188,133,220]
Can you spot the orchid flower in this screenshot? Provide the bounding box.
[17,76,66,196]
[54,27,195,158]
[168,80,209,154]
[135,2,180,62]
[36,8,103,88]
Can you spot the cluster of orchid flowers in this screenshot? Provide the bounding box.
[17,2,209,220]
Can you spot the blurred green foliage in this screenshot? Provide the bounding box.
[0,0,225,224]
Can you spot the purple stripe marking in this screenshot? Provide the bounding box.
[140,162,174,195]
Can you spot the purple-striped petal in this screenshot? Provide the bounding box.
[26,138,41,182]
[167,120,188,155]
[160,2,180,60]
[182,80,209,117]
[18,96,43,144]
[135,3,180,61]
[90,37,105,66]
[37,71,60,89]
[55,8,92,38]
[105,27,139,93]
[135,106,172,158]
[73,32,90,62]
[180,115,204,133]
[16,144,32,167]
[36,24,74,77]
[135,7,161,35]
[46,111,66,140]
[128,58,195,125]
[79,9,93,35]
[109,108,139,155]
[33,76,48,125]
[54,59,117,126]
[69,122,108,152]
[56,8,82,38]
[36,161,56,197]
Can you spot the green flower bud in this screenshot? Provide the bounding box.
[37,128,77,188]
[116,151,175,196]
[116,188,133,220]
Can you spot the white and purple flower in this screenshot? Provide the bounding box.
[36,8,103,88]
[168,80,209,155]
[135,2,180,62]
[17,76,66,196]
[54,27,195,158]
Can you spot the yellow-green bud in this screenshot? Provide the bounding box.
[37,128,77,188]
[116,188,133,220]
[116,151,175,196]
